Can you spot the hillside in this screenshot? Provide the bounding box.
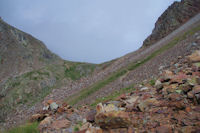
[0,19,96,124]
[1,0,200,132]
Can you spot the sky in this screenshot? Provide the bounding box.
[0,0,179,63]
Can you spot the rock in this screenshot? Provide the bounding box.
[50,102,59,111]
[188,51,200,63]
[155,125,172,133]
[155,80,163,91]
[104,104,118,112]
[125,96,139,104]
[30,114,47,122]
[193,85,200,94]
[38,117,52,131]
[47,99,54,105]
[95,111,131,129]
[138,98,159,112]
[86,110,96,122]
[187,91,194,99]
[51,119,71,130]
[96,103,104,114]
[42,105,49,111]
[85,127,103,133]
[196,77,200,85]
[79,122,92,131]
[140,87,149,91]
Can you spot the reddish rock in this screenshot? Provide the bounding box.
[29,113,47,122]
[155,125,172,133]
[86,110,96,122]
[51,119,71,130]
[95,111,131,129]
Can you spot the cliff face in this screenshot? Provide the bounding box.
[143,0,200,47]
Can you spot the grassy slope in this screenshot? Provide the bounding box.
[4,122,39,133]
[0,61,96,123]
[66,24,200,106]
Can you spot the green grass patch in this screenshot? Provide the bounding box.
[66,24,200,106]
[149,79,156,86]
[90,86,135,107]
[6,122,39,133]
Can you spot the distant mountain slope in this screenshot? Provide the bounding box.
[0,18,62,82]
[143,0,200,47]
[0,19,96,123]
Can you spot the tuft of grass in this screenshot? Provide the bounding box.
[90,86,135,107]
[6,122,39,133]
[149,79,156,86]
[66,24,200,106]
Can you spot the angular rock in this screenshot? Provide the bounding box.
[155,80,163,91]
[138,98,159,112]
[86,110,96,123]
[30,113,47,122]
[188,50,200,63]
[95,111,131,129]
[50,102,59,111]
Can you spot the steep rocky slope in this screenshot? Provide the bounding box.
[30,49,200,133]
[0,19,96,124]
[143,0,200,47]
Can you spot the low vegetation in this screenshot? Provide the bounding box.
[67,24,200,106]
[0,61,96,123]
[90,86,135,107]
[5,122,39,133]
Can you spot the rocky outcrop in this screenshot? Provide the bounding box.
[143,0,200,47]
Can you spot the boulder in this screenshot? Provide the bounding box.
[95,111,131,129]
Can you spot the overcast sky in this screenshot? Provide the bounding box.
[0,0,179,63]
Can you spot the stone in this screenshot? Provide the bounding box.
[104,104,118,112]
[86,127,103,133]
[95,111,131,129]
[140,87,149,91]
[50,102,59,111]
[96,103,105,114]
[187,91,194,99]
[30,114,47,122]
[188,51,200,63]
[42,105,49,111]
[86,110,96,122]
[193,85,200,94]
[155,80,163,91]
[155,125,172,133]
[51,119,71,130]
[38,117,52,131]
[125,96,139,104]
[138,98,159,112]
[79,122,92,131]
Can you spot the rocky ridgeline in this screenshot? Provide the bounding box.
[143,0,200,47]
[30,50,200,133]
